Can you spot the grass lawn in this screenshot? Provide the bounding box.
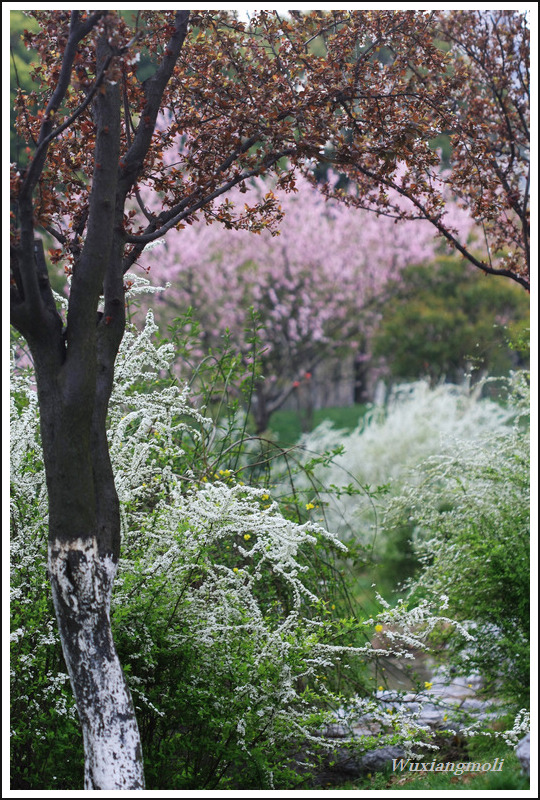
[268,403,369,447]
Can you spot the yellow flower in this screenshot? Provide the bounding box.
[243,534,251,541]
[305,502,315,510]
[374,624,384,633]
[377,686,384,692]
[424,681,433,690]
[233,567,239,573]
[262,494,269,500]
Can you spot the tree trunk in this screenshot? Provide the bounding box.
[253,385,271,434]
[29,321,145,789]
[48,538,144,789]
[10,11,192,786]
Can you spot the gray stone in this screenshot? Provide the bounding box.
[359,745,406,773]
[354,684,499,734]
[308,671,509,788]
[516,732,530,775]
[323,722,349,738]
[310,744,406,787]
[307,747,365,787]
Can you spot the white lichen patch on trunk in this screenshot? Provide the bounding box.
[48,537,145,790]
[48,536,101,613]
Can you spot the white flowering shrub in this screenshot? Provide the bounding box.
[11,313,518,789]
[280,378,523,586]
[10,350,82,788]
[385,371,530,707]
[275,372,529,707]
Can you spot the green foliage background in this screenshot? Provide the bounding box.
[373,258,530,384]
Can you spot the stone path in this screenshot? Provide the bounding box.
[309,670,511,786]
[356,671,500,736]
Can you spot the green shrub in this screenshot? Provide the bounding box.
[281,377,519,572]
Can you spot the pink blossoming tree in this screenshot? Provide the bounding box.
[142,173,474,431]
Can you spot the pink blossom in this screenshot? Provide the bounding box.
[137,173,475,430]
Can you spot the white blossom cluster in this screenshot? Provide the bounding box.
[498,709,530,747]
[280,376,524,550]
[386,371,529,628]
[108,310,210,503]
[9,351,47,524]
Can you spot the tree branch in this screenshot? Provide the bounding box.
[19,11,108,199]
[347,159,530,291]
[122,147,295,254]
[118,11,190,197]
[66,31,122,359]
[13,12,108,338]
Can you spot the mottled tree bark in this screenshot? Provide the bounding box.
[48,538,144,789]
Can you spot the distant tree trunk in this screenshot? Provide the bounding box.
[296,379,314,433]
[354,348,371,405]
[253,385,271,434]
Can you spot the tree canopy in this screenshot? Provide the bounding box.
[11,9,530,311]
